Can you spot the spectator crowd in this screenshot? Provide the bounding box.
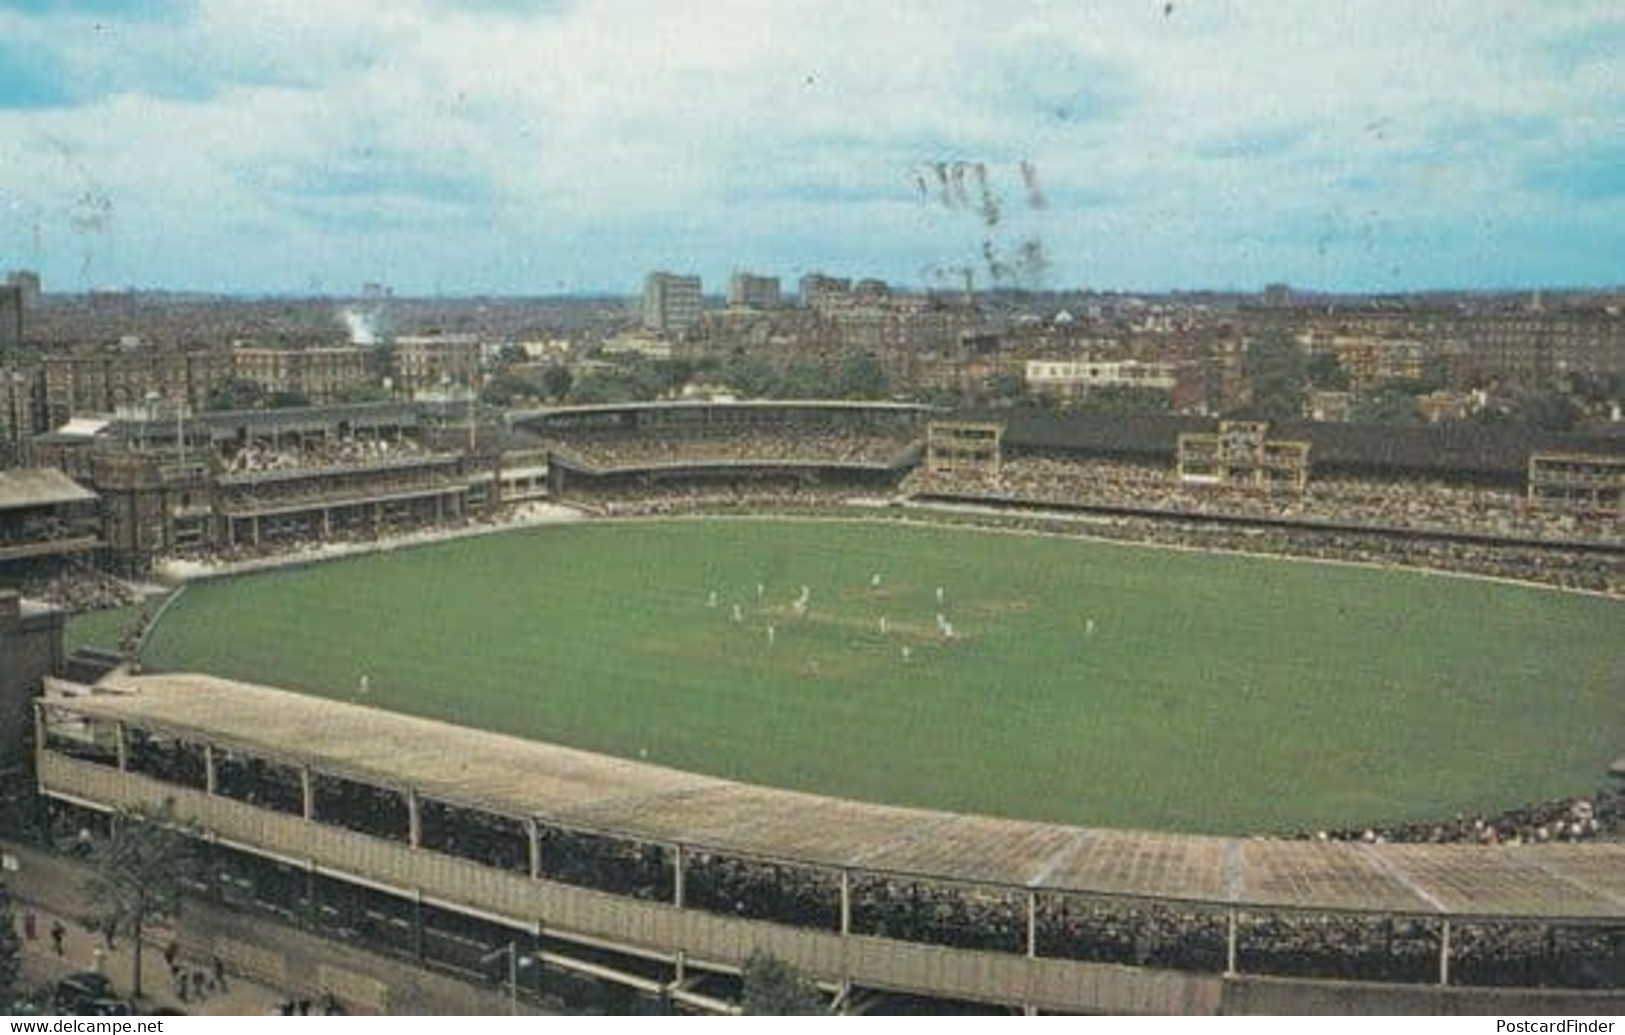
[905,454,1622,548]
[222,435,431,477]
[1305,790,1620,846]
[48,724,1625,993]
[547,426,917,472]
[903,456,1624,595]
[19,565,141,612]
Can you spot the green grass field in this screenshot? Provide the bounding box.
[131,519,1625,834]
[64,600,156,654]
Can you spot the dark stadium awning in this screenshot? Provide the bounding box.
[954,408,1625,478]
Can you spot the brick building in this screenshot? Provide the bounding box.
[232,345,370,404]
[43,346,233,428]
[392,335,481,396]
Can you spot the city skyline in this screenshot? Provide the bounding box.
[0,1,1621,296]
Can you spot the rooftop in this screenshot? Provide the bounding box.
[0,468,97,512]
[46,672,1625,922]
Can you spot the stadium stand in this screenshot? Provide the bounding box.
[519,401,927,502]
[904,455,1622,546]
[34,673,1625,1014]
[22,403,501,575]
[898,413,1624,596]
[520,404,1623,595]
[0,469,101,558]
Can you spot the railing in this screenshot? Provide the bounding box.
[38,753,1221,1014]
[0,535,101,561]
[217,453,463,486]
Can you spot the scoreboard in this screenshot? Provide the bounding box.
[1177,421,1310,494]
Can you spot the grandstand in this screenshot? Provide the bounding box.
[26,403,507,573]
[16,399,1622,587]
[516,401,928,503]
[0,469,124,616]
[214,447,468,550]
[902,413,1625,596]
[0,468,100,567]
[36,672,1625,1014]
[514,405,1625,559]
[201,405,484,552]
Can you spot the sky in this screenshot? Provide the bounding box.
[0,0,1621,296]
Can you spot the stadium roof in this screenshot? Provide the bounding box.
[35,405,427,448]
[32,418,113,446]
[959,410,1625,477]
[56,418,113,438]
[511,400,937,423]
[0,468,97,511]
[191,402,421,435]
[48,672,1625,922]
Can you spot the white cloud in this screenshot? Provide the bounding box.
[0,0,1619,292]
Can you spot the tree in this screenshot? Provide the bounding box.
[0,882,20,1007]
[566,373,619,405]
[652,358,696,397]
[204,376,267,412]
[914,385,968,408]
[1471,385,1584,432]
[779,360,833,399]
[718,354,776,397]
[1565,371,1622,407]
[1305,351,1349,391]
[265,390,311,409]
[540,364,573,401]
[837,351,888,399]
[480,371,535,407]
[570,370,650,404]
[1511,387,1581,432]
[1351,386,1422,424]
[492,343,527,370]
[1068,385,1172,417]
[740,951,824,1016]
[364,342,398,385]
[622,363,665,401]
[82,802,198,999]
[987,371,1027,404]
[1241,330,1307,422]
[335,383,394,405]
